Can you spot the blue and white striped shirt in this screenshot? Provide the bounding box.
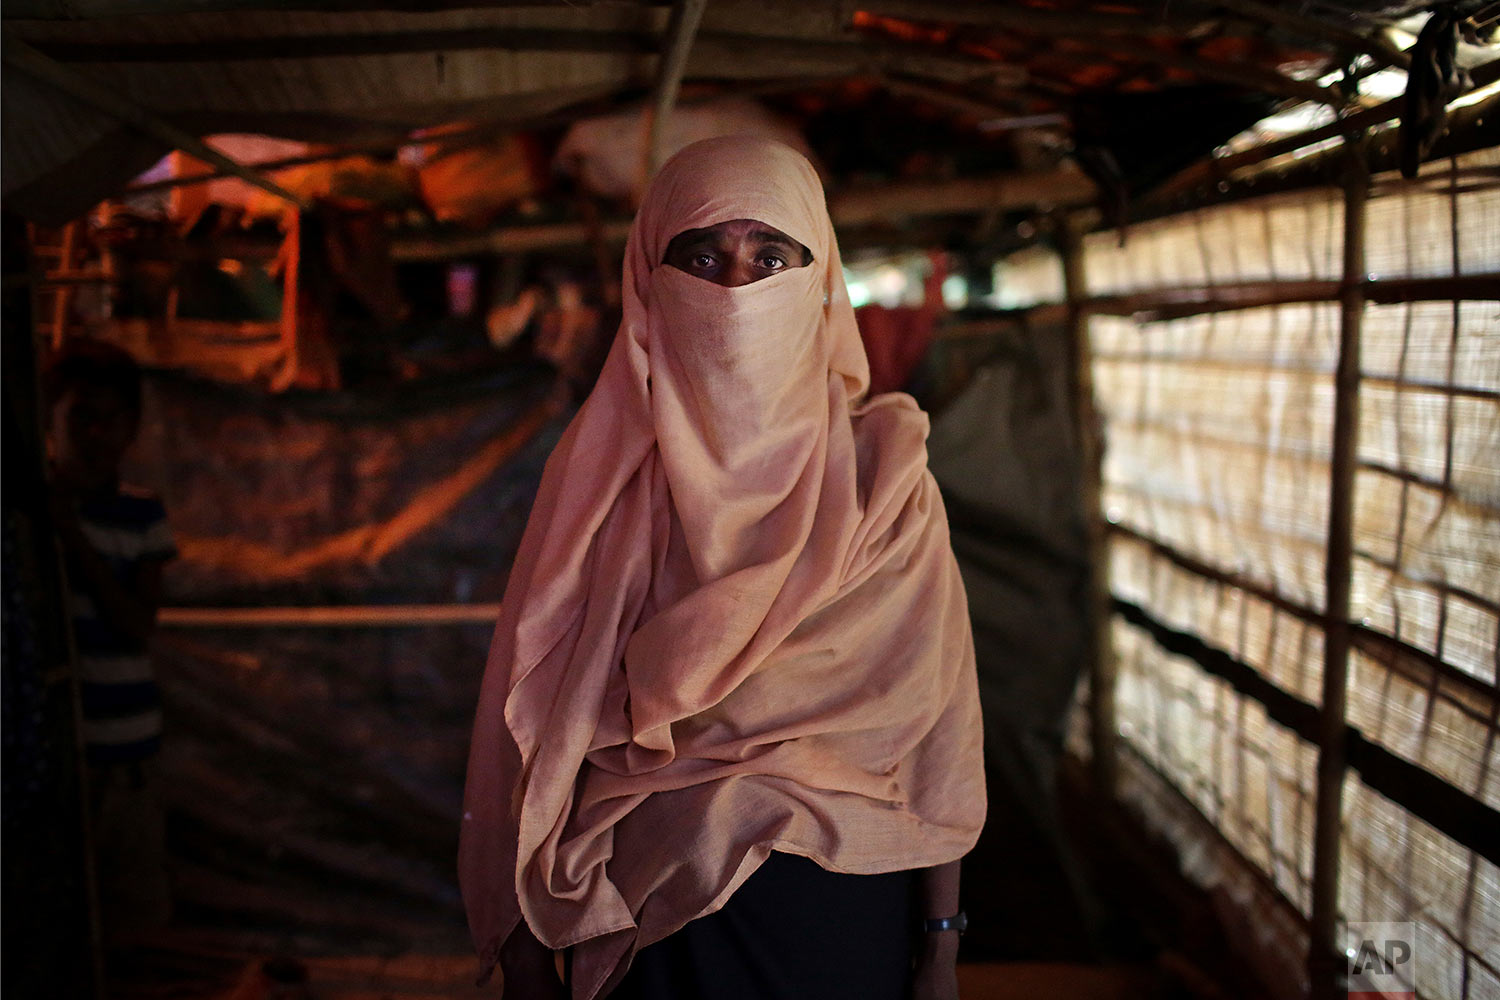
[68,486,176,764]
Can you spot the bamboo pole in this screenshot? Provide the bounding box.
[945,273,1498,335]
[0,37,310,211]
[158,604,502,627]
[643,0,708,179]
[1060,213,1119,799]
[829,167,1098,225]
[390,219,634,261]
[1087,273,1500,320]
[1307,136,1368,1000]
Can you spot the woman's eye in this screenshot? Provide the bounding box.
[758,255,787,270]
[691,253,716,269]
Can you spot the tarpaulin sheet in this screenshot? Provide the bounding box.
[926,327,1100,960]
[121,363,570,951]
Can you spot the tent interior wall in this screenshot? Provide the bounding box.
[2,2,1497,999]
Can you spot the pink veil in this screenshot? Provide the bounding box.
[459,134,985,999]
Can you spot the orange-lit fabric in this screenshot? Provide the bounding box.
[459,135,985,1000]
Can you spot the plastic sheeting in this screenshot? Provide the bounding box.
[121,363,570,950]
[554,97,813,202]
[927,326,1099,959]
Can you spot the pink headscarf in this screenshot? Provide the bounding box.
[459,135,985,999]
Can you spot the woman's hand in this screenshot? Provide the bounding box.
[498,923,567,999]
[911,931,961,1000]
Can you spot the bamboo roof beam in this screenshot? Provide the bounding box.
[25,26,1026,87]
[830,167,1098,225]
[1,36,311,211]
[693,34,1021,86]
[4,0,639,15]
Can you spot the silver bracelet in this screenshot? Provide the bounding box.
[922,911,968,934]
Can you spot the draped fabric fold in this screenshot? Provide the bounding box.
[459,135,986,1000]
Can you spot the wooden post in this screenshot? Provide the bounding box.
[643,0,709,181]
[48,221,78,351]
[1307,136,1368,1000]
[1060,213,1118,798]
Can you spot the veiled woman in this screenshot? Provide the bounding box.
[460,134,986,1000]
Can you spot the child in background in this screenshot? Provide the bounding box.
[45,340,176,942]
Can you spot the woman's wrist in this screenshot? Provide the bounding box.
[918,927,961,961]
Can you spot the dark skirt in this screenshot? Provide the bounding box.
[603,852,916,1000]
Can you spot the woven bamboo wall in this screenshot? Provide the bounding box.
[1032,146,1499,999]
